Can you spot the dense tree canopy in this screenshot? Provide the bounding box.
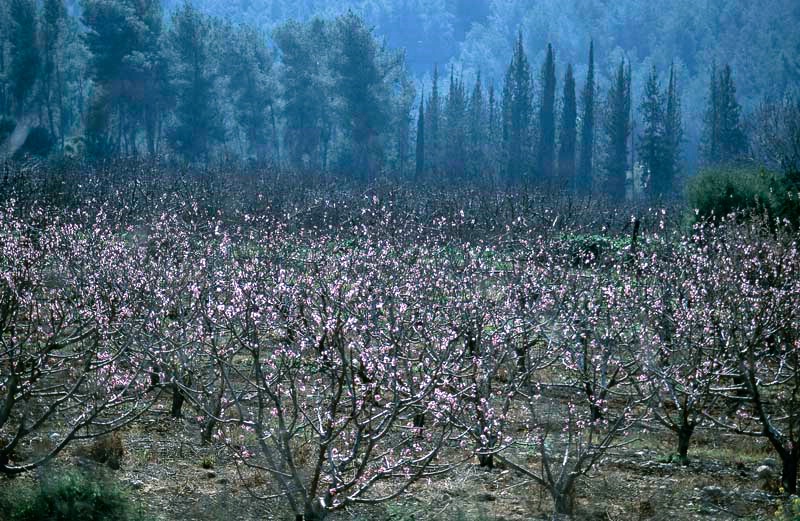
[0,0,798,200]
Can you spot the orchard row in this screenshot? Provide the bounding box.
[1,193,798,519]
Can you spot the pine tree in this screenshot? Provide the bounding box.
[274,19,331,170]
[557,64,577,187]
[577,41,595,195]
[415,93,425,178]
[538,43,556,181]
[166,2,223,162]
[503,31,532,182]
[9,0,39,118]
[604,59,632,202]
[331,11,398,179]
[662,63,683,197]
[638,66,666,198]
[82,0,163,157]
[225,25,274,162]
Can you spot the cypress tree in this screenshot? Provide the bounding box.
[8,0,39,118]
[577,41,595,195]
[415,93,425,178]
[558,64,577,187]
[503,31,532,182]
[40,0,66,138]
[467,72,485,177]
[717,64,747,161]
[538,43,556,181]
[444,66,466,178]
[662,63,683,197]
[638,66,666,198]
[604,58,632,202]
[700,62,721,165]
[426,65,441,172]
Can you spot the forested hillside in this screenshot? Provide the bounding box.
[1,0,799,197]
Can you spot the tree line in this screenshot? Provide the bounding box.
[1,0,756,200]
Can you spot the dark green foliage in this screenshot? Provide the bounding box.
[467,73,486,177]
[503,32,532,182]
[577,41,595,195]
[8,0,39,117]
[444,67,467,177]
[604,59,632,202]
[425,65,442,173]
[0,116,15,144]
[166,2,223,162]
[701,64,747,166]
[538,43,556,181]
[662,64,683,196]
[415,95,424,178]
[81,0,164,157]
[330,11,398,179]
[638,66,666,198]
[558,64,577,187]
[274,18,332,170]
[224,24,275,161]
[12,126,54,159]
[687,165,777,223]
[0,469,145,521]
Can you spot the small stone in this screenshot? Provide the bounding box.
[204,470,217,479]
[701,485,725,503]
[762,458,778,468]
[216,478,229,485]
[475,492,496,502]
[128,479,145,490]
[756,465,773,480]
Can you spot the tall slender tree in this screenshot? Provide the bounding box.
[8,0,39,118]
[701,63,747,165]
[467,72,486,178]
[717,64,747,161]
[638,66,665,198]
[503,31,532,182]
[538,43,556,181]
[415,92,425,178]
[662,63,683,197]
[444,67,466,178]
[558,64,577,187]
[604,59,632,202]
[426,65,441,173]
[577,41,595,195]
[700,63,721,165]
[39,0,66,138]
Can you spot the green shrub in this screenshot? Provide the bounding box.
[687,165,800,227]
[687,165,777,223]
[0,469,146,521]
[774,495,800,520]
[0,116,15,145]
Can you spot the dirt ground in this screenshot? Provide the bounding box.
[61,410,781,521]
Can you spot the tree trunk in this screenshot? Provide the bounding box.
[171,384,185,418]
[552,484,575,517]
[302,499,327,521]
[780,452,798,495]
[676,423,695,466]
